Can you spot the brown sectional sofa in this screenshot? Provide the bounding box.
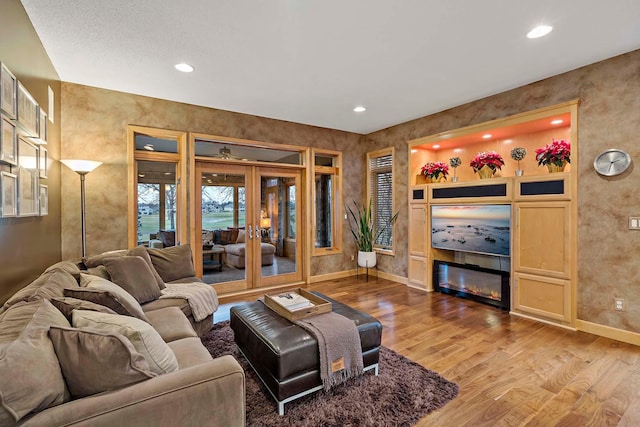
[0,245,245,426]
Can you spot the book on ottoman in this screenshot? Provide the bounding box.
[264,288,331,321]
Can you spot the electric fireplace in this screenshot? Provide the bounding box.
[433,260,510,310]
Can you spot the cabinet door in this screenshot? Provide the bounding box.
[513,202,571,279]
[512,272,572,323]
[408,256,429,290]
[409,204,427,256]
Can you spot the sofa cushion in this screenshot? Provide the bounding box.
[147,245,196,283]
[128,246,166,290]
[43,260,82,281]
[2,269,80,309]
[85,265,111,281]
[83,250,128,269]
[0,300,70,424]
[236,229,246,243]
[168,337,214,369]
[144,307,198,342]
[49,326,156,399]
[103,256,162,304]
[50,296,117,322]
[72,310,179,375]
[65,274,150,322]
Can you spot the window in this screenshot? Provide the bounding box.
[128,126,187,248]
[312,149,342,255]
[367,147,395,253]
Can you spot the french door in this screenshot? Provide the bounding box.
[195,161,302,294]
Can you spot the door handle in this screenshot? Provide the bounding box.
[248,225,253,239]
[256,225,261,239]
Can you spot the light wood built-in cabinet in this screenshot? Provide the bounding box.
[407,101,578,328]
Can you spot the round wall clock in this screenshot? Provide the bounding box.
[593,149,632,176]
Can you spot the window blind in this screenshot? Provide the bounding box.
[369,153,393,249]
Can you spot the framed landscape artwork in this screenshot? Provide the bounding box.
[1,114,17,165]
[0,171,17,217]
[17,136,39,216]
[17,82,38,137]
[39,184,48,216]
[0,63,17,119]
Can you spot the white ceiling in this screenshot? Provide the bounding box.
[21,0,640,135]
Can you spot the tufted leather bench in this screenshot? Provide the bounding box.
[230,292,382,415]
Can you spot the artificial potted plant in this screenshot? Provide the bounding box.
[535,139,571,173]
[449,157,462,182]
[420,161,449,183]
[510,147,527,176]
[470,151,505,179]
[347,199,398,268]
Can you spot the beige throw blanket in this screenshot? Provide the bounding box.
[296,312,363,390]
[159,282,219,322]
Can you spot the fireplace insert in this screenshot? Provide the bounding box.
[433,260,510,310]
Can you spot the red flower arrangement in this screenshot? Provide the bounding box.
[535,139,571,167]
[421,161,449,180]
[469,151,505,172]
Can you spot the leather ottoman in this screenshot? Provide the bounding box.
[230,292,382,415]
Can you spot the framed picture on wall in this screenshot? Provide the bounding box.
[0,63,17,119]
[16,82,39,137]
[17,136,39,216]
[1,114,17,165]
[0,171,17,218]
[39,146,48,178]
[39,184,48,216]
[38,108,48,143]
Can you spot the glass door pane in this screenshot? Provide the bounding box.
[196,163,251,293]
[257,168,302,287]
[136,161,177,246]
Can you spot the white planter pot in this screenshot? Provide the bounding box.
[357,251,377,268]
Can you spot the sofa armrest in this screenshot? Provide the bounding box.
[19,356,245,427]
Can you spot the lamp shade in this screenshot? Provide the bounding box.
[61,159,103,174]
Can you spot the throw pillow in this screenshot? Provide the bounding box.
[50,297,117,322]
[83,250,128,269]
[0,300,70,424]
[147,245,196,283]
[65,274,150,322]
[85,265,111,281]
[72,310,179,375]
[49,326,156,399]
[128,246,165,290]
[2,269,79,309]
[236,229,246,243]
[103,256,162,304]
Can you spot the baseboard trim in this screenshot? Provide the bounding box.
[509,311,577,331]
[308,269,357,283]
[575,319,640,346]
[407,283,432,292]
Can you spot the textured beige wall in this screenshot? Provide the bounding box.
[366,49,640,334]
[60,84,366,276]
[0,0,62,304]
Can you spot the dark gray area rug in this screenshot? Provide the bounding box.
[201,321,459,427]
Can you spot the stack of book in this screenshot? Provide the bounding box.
[270,292,313,311]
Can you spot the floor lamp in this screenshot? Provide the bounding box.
[61,159,103,258]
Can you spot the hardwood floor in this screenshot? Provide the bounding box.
[216,278,640,426]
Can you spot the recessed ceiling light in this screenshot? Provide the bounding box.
[138,173,145,178]
[143,144,154,151]
[353,106,366,113]
[410,149,418,154]
[174,63,194,73]
[504,139,513,144]
[164,172,171,175]
[527,25,553,39]
[551,119,563,125]
[453,148,462,153]
[482,134,492,139]
[432,144,440,149]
